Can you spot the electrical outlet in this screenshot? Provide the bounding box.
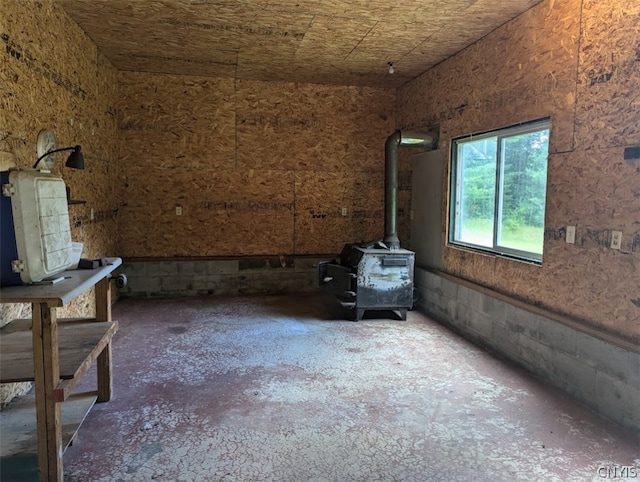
[611,230,622,250]
[90,208,95,221]
[341,207,348,216]
[175,206,182,216]
[566,225,575,244]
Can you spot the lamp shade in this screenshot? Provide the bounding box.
[65,146,84,170]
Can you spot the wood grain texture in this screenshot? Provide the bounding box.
[0,0,120,407]
[574,0,640,151]
[398,0,640,341]
[32,304,63,481]
[0,320,116,384]
[117,73,395,258]
[57,0,543,88]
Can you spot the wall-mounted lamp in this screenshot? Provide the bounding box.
[32,129,85,170]
[33,145,85,170]
[387,61,395,74]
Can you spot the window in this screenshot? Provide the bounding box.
[449,118,550,263]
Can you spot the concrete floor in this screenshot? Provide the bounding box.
[64,293,639,481]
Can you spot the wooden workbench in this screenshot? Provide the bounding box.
[0,258,121,481]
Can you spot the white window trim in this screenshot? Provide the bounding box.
[448,118,550,264]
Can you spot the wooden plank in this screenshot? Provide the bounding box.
[94,277,113,402]
[95,277,112,323]
[0,320,118,385]
[95,343,113,403]
[31,304,62,481]
[0,258,121,307]
[0,392,98,461]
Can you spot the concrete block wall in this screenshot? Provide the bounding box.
[118,257,327,298]
[415,267,640,434]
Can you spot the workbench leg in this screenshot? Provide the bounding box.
[95,276,113,402]
[32,303,63,482]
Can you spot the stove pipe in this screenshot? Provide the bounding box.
[384,130,436,250]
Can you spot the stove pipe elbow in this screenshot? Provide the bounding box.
[383,130,435,250]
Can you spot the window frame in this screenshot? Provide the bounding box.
[448,118,551,264]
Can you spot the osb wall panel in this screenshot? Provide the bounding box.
[119,167,295,256]
[117,72,236,171]
[398,0,640,341]
[0,0,119,405]
[295,170,386,254]
[118,73,395,257]
[574,0,640,151]
[236,80,395,171]
[398,0,580,155]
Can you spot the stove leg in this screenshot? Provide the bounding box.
[392,309,407,320]
[355,308,365,321]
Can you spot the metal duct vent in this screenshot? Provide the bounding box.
[384,130,436,250]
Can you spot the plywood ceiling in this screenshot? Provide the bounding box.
[58,0,544,88]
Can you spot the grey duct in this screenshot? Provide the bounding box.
[384,130,436,250]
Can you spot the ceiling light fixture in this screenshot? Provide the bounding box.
[387,61,395,74]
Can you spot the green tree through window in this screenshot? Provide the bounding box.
[450,119,550,262]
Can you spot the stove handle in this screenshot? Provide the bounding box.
[382,256,408,267]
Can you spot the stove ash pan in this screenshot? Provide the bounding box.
[317,243,415,321]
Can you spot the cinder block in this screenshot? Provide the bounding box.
[119,262,146,276]
[192,274,223,291]
[504,304,540,339]
[595,370,640,432]
[456,303,472,328]
[239,258,267,271]
[414,267,430,287]
[481,294,507,325]
[491,322,520,358]
[504,319,526,335]
[127,276,161,294]
[439,277,459,300]
[416,284,432,303]
[423,270,441,290]
[456,284,472,306]
[267,257,294,268]
[293,257,325,270]
[207,260,239,275]
[176,261,197,275]
[160,275,193,291]
[537,317,577,355]
[464,288,484,313]
[517,333,555,377]
[576,333,640,386]
[446,298,459,320]
[552,349,597,403]
[467,309,493,341]
[146,261,178,276]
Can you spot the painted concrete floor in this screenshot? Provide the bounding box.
[63,293,639,481]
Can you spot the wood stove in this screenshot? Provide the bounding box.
[317,130,436,320]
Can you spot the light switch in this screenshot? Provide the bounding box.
[566,226,575,244]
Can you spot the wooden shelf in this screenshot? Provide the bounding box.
[0,318,118,401]
[0,257,122,307]
[0,257,121,481]
[0,392,97,481]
